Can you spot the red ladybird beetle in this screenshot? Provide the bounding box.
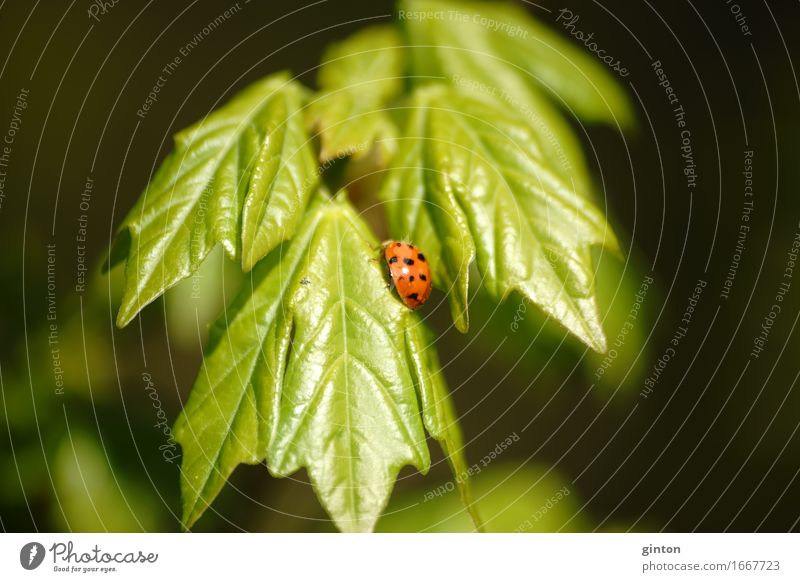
[383,241,432,309]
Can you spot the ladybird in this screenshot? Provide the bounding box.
[384,241,432,309]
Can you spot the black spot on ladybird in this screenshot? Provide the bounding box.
[403,258,414,266]
[417,253,426,262]
[419,274,427,281]
[388,256,398,264]
[409,276,415,282]
[395,242,401,247]
[407,292,419,300]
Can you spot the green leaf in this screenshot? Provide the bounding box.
[380,101,475,333]
[308,25,405,162]
[399,0,635,128]
[382,84,615,351]
[175,191,471,532]
[488,2,635,128]
[110,72,318,326]
[399,0,593,198]
[405,320,483,530]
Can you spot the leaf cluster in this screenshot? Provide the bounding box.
[109,0,632,531]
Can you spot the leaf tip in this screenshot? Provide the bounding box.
[115,300,137,329]
[453,310,469,334]
[240,250,257,273]
[588,330,608,354]
[179,502,202,533]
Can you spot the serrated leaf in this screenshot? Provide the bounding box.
[380,102,475,332]
[400,0,635,128]
[382,85,614,351]
[308,25,405,162]
[400,0,593,197]
[405,320,483,530]
[174,191,471,532]
[110,72,318,326]
[488,2,635,128]
[240,82,319,271]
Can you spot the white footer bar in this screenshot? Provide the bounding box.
[1,533,797,580]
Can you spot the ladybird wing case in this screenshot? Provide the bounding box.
[383,241,432,309]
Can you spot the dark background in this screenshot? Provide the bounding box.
[1,0,798,532]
